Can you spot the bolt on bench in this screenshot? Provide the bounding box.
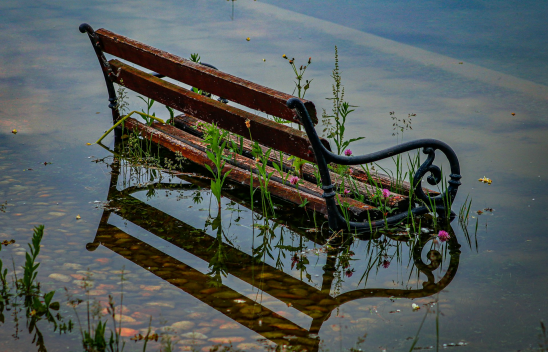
[79,23,462,232]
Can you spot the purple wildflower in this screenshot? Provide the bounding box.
[345,269,354,278]
[344,149,352,156]
[437,230,450,242]
[382,189,390,198]
[289,176,299,185]
[344,189,350,195]
[382,260,390,268]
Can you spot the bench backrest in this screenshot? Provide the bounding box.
[95,29,331,162]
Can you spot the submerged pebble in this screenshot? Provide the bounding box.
[181,332,208,340]
[73,280,94,288]
[237,343,263,350]
[63,263,83,270]
[146,301,175,308]
[117,328,138,337]
[171,321,195,331]
[208,337,245,344]
[49,273,71,282]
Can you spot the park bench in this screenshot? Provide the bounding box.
[79,23,462,232]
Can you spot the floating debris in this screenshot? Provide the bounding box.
[478,176,492,184]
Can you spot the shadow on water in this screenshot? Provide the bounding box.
[85,139,462,351]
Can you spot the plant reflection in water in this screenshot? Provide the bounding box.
[87,139,462,351]
[0,227,73,352]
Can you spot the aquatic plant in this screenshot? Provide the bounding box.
[271,150,291,185]
[115,79,130,116]
[322,46,364,155]
[137,96,157,126]
[19,225,44,295]
[67,270,131,352]
[203,123,232,210]
[0,226,72,351]
[283,54,313,100]
[281,54,314,176]
[205,213,229,287]
[251,143,276,217]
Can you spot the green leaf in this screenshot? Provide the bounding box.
[44,290,55,306]
[204,164,214,176]
[347,137,365,143]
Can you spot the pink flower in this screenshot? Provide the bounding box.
[437,230,450,242]
[344,189,350,195]
[381,189,390,198]
[344,149,352,156]
[382,260,390,268]
[289,176,299,185]
[345,269,354,277]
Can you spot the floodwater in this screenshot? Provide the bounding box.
[1,0,548,351]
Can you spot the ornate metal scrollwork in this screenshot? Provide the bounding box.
[287,97,462,232]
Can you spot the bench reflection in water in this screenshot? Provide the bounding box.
[87,151,461,351]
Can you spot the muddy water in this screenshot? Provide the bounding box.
[1,0,548,351]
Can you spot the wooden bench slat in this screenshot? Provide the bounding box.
[97,28,317,125]
[174,114,409,208]
[121,117,378,219]
[110,60,328,163]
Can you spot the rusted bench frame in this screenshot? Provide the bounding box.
[80,23,461,233]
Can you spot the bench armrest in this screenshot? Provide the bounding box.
[287,97,462,232]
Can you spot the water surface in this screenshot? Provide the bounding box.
[1,0,548,351]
